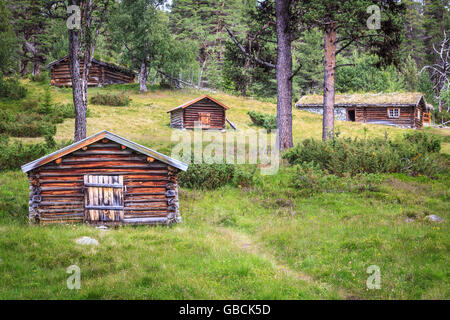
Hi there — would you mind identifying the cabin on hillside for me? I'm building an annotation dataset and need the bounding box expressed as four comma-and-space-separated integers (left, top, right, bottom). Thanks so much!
295, 93, 433, 129
167, 95, 230, 130
21, 131, 188, 226
46, 56, 135, 87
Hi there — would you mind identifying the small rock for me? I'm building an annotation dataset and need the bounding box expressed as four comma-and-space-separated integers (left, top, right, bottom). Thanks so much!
405, 217, 415, 223
425, 215, 443, 223
95, 225, 109, 230
76, 236, 99, 246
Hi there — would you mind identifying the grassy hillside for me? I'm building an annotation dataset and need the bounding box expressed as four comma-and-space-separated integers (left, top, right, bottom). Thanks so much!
13, 80, 450, 154
0, 81, 448, 299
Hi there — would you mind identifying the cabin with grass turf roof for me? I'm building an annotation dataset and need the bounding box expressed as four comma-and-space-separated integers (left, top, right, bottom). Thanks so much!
295, 92, 433, 129
21, 131, 188, 226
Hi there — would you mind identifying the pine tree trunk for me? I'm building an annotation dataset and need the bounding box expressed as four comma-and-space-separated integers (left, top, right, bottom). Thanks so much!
32, 57, 41, 76
275, 0, 293, 150
68, 27, 86, 142
20, 59, 28, 77
322, 23, 337, 141
138, 61, 148, 93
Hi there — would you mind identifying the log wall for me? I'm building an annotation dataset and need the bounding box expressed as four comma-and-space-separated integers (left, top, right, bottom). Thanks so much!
27, 139, 179, 225
50, 58, 134, 87
170, 109, 184, 129
353, 106, 417, 128
183, 101, 226, 129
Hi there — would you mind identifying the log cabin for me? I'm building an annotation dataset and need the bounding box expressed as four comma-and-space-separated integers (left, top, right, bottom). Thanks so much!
167, 95, 230, 129
21, 131, 188, 226
295, 92, 433, 129
46, 56, 135, 87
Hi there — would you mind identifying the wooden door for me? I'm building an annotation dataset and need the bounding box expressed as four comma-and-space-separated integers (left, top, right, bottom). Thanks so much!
199, 112, 211, 128
84, 175, 124, 223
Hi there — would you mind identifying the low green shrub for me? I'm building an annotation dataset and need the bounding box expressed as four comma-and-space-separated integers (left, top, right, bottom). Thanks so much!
179, 163, 234, 189
248, 111, 277, 130
29, 72, 49, 83
233, 164, 261, 188
403, 131, 441, 153
283, 131, 444, 178
90, 92, 130, 106
0, 91, 90, 138
21, 98, 40, 110
179, 163, 260, 190
0, 78, 27, 99
0, 134, 70, 171
0, 110, 56, 137
53, 103, 91, 119
291, 161, 383, 195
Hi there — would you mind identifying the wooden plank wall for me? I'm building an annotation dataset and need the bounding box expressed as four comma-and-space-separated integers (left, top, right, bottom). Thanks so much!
50, 60, 103, 87
170, 109, 184, 128
104, 68, 134, 85
183, 100, 226, 129
27, 140, 179, 225
354, 106, 416, 127
50, 59, 134, 87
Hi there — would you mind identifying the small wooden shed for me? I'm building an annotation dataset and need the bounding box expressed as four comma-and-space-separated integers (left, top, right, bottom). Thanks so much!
21, 131, 188, 226
46, 56, 135, 87
295, 92, 433, 129
167, 95, 230, 129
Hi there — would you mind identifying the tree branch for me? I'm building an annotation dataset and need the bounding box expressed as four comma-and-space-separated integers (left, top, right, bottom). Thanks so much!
335, 63, 355, 69
225, 27, 276, 69
289, 62, 302, 80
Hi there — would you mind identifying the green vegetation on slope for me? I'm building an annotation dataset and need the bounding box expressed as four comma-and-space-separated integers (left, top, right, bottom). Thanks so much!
0, 168, 448, 299
0, 81, 448, 299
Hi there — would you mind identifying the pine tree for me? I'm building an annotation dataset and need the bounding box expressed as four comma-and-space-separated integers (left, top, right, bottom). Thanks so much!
7, 0, 50, 76
293, 28, 323, 95
170, 0, 246, 88
402, 0, 426, 66
423, 0, 450, 67
0, 0, 16, 76
298, 0, 406, 140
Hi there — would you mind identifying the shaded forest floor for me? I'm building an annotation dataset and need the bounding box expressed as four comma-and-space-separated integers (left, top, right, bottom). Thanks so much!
0, 81, 448, 299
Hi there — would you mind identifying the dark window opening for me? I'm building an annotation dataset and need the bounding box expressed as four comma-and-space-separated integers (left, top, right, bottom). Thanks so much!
347, 110, 356, 122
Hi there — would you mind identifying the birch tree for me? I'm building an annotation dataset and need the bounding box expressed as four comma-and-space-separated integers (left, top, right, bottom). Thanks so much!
44, 0, 110, 142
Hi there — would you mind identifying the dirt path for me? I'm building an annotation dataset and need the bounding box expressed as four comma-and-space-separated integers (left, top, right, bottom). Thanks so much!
217, 227, 360, 300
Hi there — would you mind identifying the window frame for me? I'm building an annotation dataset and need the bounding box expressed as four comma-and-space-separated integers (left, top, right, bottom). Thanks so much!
387, 108, 400, 119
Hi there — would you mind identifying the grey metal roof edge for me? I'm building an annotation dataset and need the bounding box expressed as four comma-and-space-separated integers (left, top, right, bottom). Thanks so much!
21, 130, 188, 173
103, 132, 188, 171
21, 131, 108, 173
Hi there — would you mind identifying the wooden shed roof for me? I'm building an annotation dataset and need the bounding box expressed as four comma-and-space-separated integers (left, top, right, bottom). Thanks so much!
46, 56, 136, 76
167, 95, 230, 113
296, 92, 431, 108
21, 130, 188, 173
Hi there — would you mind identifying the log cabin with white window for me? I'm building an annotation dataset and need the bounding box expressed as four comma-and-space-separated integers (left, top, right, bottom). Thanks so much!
295, 92, 433, 129
21, 131, 188, 226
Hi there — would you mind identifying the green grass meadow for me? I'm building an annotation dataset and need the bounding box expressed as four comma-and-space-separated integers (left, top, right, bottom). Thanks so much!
0, 81, 448, 299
